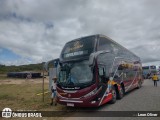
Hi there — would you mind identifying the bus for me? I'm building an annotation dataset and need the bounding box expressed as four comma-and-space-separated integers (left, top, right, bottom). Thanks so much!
56, 34, 143, 107
158, 66, 160, 71
142, 65, 157, 79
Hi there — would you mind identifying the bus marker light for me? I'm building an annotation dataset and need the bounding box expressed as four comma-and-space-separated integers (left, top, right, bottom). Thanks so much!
91, 101, 96, 104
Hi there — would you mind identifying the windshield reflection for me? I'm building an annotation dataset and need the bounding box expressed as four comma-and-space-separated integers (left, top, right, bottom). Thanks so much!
58, 60, 93, 86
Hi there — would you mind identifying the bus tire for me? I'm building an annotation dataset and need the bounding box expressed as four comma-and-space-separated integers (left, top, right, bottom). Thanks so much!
117, 85, 124, 100
110, 86, 117, 104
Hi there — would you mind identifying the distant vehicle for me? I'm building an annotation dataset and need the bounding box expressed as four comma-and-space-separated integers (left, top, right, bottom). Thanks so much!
142, 65, 157, 79
157, 67, 160, 79
158, 66, 160, 72
7, 71, 41, 78
56, 34, 143, 107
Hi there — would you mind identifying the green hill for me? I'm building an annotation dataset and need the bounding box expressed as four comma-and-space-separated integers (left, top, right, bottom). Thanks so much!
0, 63, 43, 74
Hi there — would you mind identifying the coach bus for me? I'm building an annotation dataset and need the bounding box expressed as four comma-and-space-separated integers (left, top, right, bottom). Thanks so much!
142, 65, 157, 79
56, 34, 143, 107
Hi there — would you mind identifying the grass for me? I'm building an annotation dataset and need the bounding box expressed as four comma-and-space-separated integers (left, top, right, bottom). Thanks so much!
0, 83, 66, 110
0, 81, 69, 120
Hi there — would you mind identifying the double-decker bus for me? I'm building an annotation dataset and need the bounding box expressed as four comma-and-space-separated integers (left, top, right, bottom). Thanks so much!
158, 66, 160, 71
142, 65, 157, 79
150, 65, 157, 75
56, 34, 143, 107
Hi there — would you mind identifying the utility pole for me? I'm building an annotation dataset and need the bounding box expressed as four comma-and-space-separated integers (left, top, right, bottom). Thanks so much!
42, 62, 45, 102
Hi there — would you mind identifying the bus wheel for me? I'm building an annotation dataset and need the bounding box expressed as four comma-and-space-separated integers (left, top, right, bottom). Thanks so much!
117, 85, 124, 99
110, 87, 117, 104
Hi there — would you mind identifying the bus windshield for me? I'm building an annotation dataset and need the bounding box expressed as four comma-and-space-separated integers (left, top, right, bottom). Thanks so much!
58, 60, 93, 87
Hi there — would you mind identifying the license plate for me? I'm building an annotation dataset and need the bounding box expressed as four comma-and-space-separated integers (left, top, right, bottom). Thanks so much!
67, 103, 74, 107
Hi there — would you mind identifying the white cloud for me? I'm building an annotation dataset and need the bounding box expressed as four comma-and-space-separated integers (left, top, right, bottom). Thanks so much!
0, 0, 160, 65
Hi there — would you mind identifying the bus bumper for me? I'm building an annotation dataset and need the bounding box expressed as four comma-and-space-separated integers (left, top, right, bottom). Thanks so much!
57, 93, 112, 107
57, 98, 99, 107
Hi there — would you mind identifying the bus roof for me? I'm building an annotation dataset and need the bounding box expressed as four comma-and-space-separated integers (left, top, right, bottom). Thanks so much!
98, 34, 140, 59
66, 34, 140, 59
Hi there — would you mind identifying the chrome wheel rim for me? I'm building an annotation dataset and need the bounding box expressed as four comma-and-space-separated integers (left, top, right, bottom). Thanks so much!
112, 90, 116, 99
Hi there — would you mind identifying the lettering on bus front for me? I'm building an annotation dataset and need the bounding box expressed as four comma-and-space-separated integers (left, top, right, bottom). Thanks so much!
64, 50, 88, 58
61, 36, 95, 60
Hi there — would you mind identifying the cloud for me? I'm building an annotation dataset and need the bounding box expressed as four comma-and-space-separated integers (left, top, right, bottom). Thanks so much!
0, 0, 160, 65
131, 44, 160, 63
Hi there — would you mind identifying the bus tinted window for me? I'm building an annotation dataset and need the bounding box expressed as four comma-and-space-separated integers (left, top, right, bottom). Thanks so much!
150, 66, 156, 69
61, 36, 95, 60
98, 37, 114, 51
142, 66, 149, 69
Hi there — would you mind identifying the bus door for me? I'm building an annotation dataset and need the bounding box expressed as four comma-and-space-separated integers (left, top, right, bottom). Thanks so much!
97, 65, 108, 98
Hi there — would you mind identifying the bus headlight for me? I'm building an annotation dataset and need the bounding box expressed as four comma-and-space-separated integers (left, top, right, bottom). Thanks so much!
83, 88, 97, 98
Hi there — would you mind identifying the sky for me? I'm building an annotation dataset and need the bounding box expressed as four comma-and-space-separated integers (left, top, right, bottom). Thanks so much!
0, 0, 160, 66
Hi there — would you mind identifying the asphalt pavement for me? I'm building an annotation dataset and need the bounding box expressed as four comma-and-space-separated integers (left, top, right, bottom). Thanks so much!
64, 79, 160, 120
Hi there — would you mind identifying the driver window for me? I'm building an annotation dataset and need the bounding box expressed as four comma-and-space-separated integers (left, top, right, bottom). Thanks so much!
98, 66, 106, 83
99, 66, 104, 76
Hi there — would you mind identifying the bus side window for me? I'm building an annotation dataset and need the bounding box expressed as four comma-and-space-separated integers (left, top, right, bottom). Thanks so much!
118, 64, 124, 70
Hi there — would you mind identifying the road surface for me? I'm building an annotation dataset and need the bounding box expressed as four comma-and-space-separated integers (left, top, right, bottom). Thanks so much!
64, 79, 160, 120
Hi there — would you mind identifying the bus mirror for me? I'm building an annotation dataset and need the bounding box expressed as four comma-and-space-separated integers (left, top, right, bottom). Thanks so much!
89, 51, 110, 66
59, 62, 62, 67
89, 53, 95, 66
